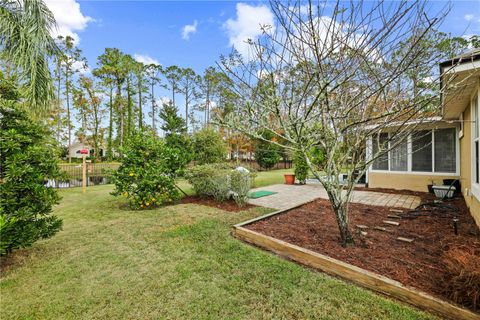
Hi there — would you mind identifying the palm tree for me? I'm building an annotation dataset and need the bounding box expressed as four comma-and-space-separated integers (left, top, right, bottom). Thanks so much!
0, 0, 58, 111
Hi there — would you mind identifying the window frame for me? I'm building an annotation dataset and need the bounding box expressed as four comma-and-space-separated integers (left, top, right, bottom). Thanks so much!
472, 90, 480, 200
369, 127, 459, 176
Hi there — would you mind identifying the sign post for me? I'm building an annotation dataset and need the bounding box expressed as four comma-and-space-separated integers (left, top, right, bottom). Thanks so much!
80, 149, 89, 193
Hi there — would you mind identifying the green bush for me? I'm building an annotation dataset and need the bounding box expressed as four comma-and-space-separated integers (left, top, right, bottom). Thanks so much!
0, 103, 62, 255
230, 169, 251, 206
294, 151, 309, 184
185, 164, 252, 206
110, 132, 182, 210
255, 130, 281, 170
192, 128, 227, 164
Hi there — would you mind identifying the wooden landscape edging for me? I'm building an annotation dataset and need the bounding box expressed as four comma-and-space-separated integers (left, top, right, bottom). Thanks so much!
233, 214, 480, 320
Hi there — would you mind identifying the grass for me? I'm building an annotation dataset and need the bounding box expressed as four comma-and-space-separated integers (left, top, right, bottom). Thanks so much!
0, 183, 437, 320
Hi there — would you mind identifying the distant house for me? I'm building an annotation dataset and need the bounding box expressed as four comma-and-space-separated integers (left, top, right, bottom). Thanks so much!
68, 141, 105, 159
366, 48, 480, 225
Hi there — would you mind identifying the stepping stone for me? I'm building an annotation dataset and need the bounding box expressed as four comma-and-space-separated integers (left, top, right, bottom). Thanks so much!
389, 209, 403, 213
356, 224, 368, 229
360, 231, 368, 236
397, 237, 414, 243
374, 226, 387, 231
384, 220, 400, 226
387, 214, 401, 219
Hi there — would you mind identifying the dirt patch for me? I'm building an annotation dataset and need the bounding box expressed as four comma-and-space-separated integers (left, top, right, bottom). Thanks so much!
246, 196, 480, 312
180, 196, 256, 212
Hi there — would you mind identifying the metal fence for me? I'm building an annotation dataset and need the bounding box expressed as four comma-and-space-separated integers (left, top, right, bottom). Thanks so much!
46, 163, 120, 188
229, 159, 293, 171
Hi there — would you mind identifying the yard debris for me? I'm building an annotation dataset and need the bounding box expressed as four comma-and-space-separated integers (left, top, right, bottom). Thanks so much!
397, 237, 414, 243
383, 220, 400, 226
399, 200, 460, 219
355, 224, 368, 229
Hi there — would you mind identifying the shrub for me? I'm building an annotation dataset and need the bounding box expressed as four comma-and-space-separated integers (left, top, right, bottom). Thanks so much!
255, 130, 281, 170
0, 103, 62, 255
443, 246, 480, 311
230, 169, 251, 207
185, 164, 252, 206
110, 132, 181, 209
293, 151, 309, 184
192, 128, 227, 164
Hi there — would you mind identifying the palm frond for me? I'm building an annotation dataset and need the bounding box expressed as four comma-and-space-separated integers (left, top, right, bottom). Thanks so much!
0, 0, 59, 113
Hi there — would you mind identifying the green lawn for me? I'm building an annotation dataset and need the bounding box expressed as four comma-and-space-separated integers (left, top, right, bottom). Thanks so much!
0, 184, 436, 319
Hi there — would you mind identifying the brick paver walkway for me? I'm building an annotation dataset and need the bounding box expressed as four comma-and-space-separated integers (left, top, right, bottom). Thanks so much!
248, 184, 421, 210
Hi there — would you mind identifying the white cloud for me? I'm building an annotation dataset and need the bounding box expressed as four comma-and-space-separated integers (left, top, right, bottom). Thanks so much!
134, 54, 160, 66
182, 20, 198, 40
72, 60, 90, 75
44, 0, 92, 44
465, 14, 474, 21
224, 3, 274, 57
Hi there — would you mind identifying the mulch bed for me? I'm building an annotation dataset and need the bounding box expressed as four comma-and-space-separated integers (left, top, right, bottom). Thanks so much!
180, 196, 256, 212
246, 195, 480, 312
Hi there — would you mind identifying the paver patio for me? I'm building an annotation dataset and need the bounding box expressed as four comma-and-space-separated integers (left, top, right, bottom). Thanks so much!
248, 184, 421, 210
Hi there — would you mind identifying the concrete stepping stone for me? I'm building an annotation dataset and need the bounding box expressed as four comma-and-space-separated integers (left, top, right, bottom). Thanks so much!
387, 214, 401, 219
389, 209, 403, 213
397, 237, 414, 243
384, 220, 400, 226
356, 224, 369, 229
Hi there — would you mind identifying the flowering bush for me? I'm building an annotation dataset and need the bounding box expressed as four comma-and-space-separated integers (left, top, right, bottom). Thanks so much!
111, 132, 182, 209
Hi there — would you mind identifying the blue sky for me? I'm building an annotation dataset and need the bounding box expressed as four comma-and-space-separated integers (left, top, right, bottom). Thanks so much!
43, 0, 480, 133
48, 0, 480, 75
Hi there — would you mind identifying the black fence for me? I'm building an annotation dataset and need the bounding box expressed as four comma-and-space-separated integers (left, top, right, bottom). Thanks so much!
229, 159, 293, 171
47, 163, 120, 188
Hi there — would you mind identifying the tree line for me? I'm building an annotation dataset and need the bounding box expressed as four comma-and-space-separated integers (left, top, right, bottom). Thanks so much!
46, 36, 247, 162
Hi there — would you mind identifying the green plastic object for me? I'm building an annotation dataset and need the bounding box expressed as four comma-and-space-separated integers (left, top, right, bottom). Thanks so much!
248, 190, 278, 199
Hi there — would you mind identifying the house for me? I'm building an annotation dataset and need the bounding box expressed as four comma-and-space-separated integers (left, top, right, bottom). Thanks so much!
68, 141, 106, 159
366, 48, 480, 225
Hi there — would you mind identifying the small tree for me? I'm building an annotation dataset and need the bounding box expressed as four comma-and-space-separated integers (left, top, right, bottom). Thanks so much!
219, 0, 455, 246
192, 127, 227, 164
254, 130, 281, 170
160, 101, 192, 176
110, 131, 181, 209
293, 151, 309, 184
0, 102, 62, 255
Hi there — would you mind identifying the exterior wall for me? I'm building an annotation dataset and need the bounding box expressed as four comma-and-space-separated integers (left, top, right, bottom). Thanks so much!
368, 172, 458, 192
460, 84, 480, 226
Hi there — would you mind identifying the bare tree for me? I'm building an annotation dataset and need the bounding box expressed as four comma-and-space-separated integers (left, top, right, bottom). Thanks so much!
218, 0, 455, 246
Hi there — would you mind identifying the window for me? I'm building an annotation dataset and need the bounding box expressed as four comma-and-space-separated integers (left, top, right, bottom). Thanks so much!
474, 95, 479, 184
434, 128, 456, 173
390, 137, 407, 171
412, 130, 432, 172
371, 128, 457, 174
372, 133, 388, 170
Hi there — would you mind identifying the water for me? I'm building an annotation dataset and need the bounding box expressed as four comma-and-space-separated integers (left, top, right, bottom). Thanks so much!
46, 176, 110, 188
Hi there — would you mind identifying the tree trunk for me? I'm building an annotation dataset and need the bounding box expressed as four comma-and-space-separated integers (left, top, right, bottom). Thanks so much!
116, 82, 124, 153
107, 86, 113, 161
126, 78, 132, 139
151, 82, 156, 135
66, 70, 71, 164
329, 196, 355, 247
138, 78, 143, 129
